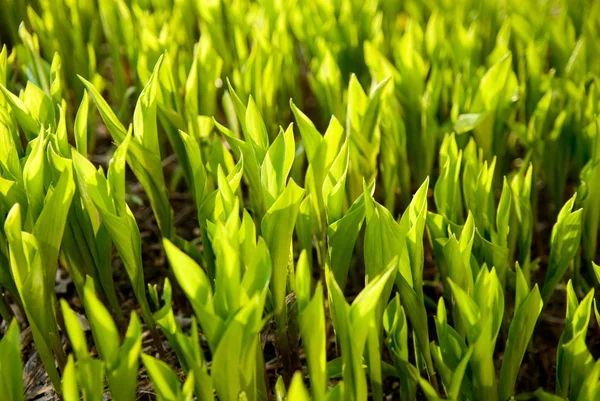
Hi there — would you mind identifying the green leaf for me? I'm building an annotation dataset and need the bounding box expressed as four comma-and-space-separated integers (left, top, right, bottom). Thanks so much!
322, 139, 349, 224
61, 299, 88, 361
274, 377, 286, 401
478, 53, 516, 111
350, 260, 397, 343
62, 356, 80, 401
327, 187, 369, 289
495, 178, 512, 247
434, 134, 463, 223
55, 102, 69, 157
383, 295, 416, 401
261, 124, 295, 208
346, 75, 390, 201
542, 195, 583, 305
211, 297, 268, 401
378, 96, 409, 208
162, 238, 221, 348
287, 372, 311, 401
455, 113, 490, 134
396, 272, 436, 383
178, 130, 208, 210
79, 75, 127, 143
363, 182, 406, 282
290, 100, 322, 162
245, 96, 269, 160
107, 312, 143, 401
226, 79, 248, 137
133, 55, 163, 155
215, 120, 265, 218
290, 101, 345, 240
442, 213, 475, 295
327, 262, 397, 401
261, 179, 304, 329
142, 354, 195, 401
0, 83, 40, 138
295, 196, 313, 269
6, 200, 67, 389
22, 131, 46, 224
509, 164, 534, 268
576, 359, 600, 401
0, 319, 24, 401
81, 74, 174, 239
77, 357, 105, 401
296, 251, 327, 400
447, 278, 480, 337
83, 277, 119, 364
448, 347, 474, 400
32, 153, 75, 290
498, 285, 542, 401
556, 283, 595, 400
73, 144, 155, 332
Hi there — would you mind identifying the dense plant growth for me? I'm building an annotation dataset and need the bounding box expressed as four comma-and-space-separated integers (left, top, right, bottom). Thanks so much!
1, 0, 600, 399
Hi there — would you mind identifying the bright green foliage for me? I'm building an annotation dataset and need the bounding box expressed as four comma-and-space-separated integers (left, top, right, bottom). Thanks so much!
508, 164, 534, 273
296, 251, 327, 401
395, 178, 437, 388
327, 185, 371, 289
327, 261, 397, 401
4, 151, 75, 389
555, 282, 597, 401
72, 134, 157, 335
345, 76, 389, 203
0, 320, 23, 401
384, 295, 416, 400
151, 279, 213, 401
498, 266, 542, 401
435, 134, 464, 224
290, 100, 353, 271
62, 356, 81, 401
163, 225, 271, 400
431, 299, 474, 400
448, 267, 504, 401
142, 355, 195, 401
455, 53, 519, 164
287, 372, 312, 401
79, 62, 176, 241
61, 277, 142, 401
580, 118, 600, 268
217, 86, 305, 375
541, 195, 583, 305
362, 181, 417, 400
1, 0, 600, 400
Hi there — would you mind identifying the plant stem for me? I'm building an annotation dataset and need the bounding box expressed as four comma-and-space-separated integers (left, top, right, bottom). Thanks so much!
286, 249, 300, 372
275, 310, 291, 385
54, 298, 69, 372
149, 325, 168, 360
